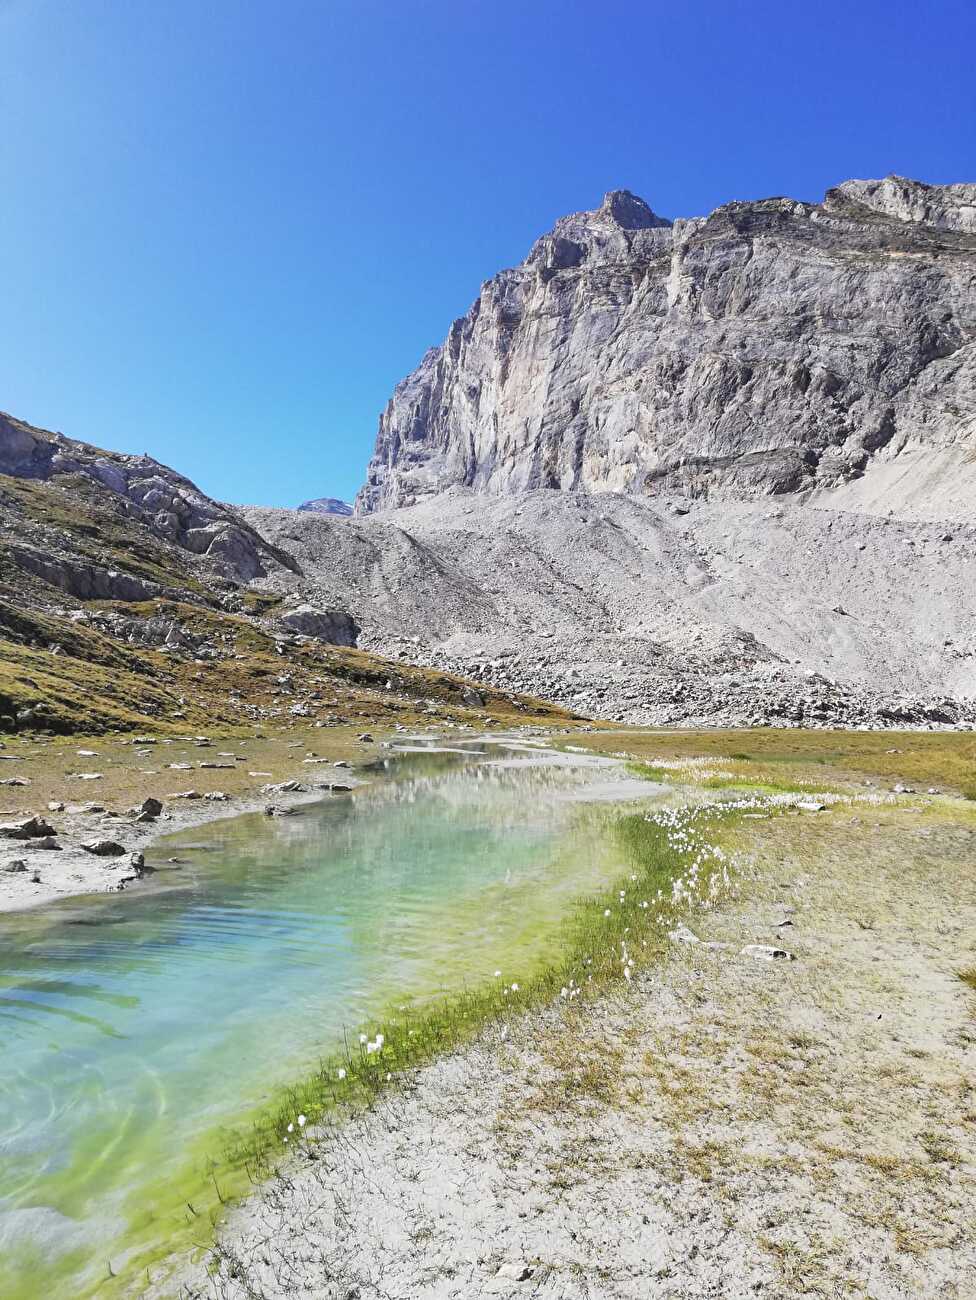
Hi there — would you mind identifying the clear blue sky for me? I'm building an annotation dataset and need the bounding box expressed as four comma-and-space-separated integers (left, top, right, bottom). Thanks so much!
1, 1, 973, 507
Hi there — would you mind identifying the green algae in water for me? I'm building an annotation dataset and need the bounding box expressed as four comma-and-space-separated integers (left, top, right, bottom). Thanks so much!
0, 747, 665, 1298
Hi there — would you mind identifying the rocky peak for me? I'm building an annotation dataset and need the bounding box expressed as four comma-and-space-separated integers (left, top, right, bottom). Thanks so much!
597, 189, 671, 230
297, 497, 353, 517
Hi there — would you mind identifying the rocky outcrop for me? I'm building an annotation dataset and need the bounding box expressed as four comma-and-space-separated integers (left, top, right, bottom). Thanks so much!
357, 177, 976, 515
279, 604, 359, 646
832, 175, 976, 234
5, 546, 160, 602
0, 411, 294, 582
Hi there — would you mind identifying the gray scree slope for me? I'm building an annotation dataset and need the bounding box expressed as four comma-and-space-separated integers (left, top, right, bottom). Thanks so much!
243, 490, 976, 728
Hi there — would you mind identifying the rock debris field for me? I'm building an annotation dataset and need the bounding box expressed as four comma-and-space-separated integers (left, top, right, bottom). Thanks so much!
243, 489, 976, 730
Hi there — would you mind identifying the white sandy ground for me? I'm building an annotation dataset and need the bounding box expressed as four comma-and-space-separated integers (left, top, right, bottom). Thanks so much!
0, 783, 354, 914
171, 802, 976, 1300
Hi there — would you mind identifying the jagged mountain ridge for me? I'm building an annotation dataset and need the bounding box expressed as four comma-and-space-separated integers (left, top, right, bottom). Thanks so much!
356, 176, 976, 516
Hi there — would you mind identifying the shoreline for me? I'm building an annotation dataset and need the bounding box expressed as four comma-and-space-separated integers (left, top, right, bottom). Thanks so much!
0, 726, 402, 914
0, 782, 349, 915
0, 728, 639, 916
174, 791, 976, 1300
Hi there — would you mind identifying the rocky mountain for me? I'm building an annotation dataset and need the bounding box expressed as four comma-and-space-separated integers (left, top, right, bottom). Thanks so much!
3, 175, 974, 734
357, 176, 976, 519
298, 497, 353, 517
241, 174, 976, 730
0, 410, 294, 590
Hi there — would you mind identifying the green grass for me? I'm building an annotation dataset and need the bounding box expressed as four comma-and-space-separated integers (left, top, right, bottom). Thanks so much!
582, 728, 976, 798
624, 755, 842, 798
699, 772, 842, 796
959, 968, 976, 993
625, 761, 671, 783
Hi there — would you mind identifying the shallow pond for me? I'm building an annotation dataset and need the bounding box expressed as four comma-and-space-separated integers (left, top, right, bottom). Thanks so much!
0, 741, 665, 1298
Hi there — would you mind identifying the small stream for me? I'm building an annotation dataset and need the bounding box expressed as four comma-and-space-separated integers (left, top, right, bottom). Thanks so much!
0, 740, 666, 1298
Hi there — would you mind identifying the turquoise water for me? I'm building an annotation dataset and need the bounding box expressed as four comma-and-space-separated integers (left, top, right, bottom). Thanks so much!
0, 743, 655, 1298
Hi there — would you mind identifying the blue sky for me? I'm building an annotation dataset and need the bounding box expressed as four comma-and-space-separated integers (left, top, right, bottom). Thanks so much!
1, 1, 973, 507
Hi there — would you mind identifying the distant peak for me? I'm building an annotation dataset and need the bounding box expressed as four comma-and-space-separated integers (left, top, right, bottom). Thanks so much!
297, 497, 353, 517
599, 190, 671, 229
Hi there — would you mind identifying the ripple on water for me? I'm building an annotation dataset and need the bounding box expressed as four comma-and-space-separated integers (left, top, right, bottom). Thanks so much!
0, 745, 665, 1297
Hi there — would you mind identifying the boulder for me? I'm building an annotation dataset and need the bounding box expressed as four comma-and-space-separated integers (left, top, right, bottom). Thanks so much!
81, 840, 127, 857
279, 605, 359, 646
668, 922, 701, 945
0, 817, 56, 840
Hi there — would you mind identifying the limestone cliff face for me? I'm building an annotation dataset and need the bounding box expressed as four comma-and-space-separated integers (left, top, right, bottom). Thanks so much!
356, 178, 976, 513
